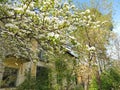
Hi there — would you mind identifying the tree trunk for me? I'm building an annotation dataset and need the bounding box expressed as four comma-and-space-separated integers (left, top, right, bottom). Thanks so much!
96, 71, 101, 90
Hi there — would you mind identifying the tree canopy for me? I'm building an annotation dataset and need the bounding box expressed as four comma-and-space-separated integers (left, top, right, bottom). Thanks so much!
0, 0, 118, 90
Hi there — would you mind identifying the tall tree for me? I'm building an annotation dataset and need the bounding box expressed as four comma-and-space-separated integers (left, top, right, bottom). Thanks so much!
71, 8, 113, 90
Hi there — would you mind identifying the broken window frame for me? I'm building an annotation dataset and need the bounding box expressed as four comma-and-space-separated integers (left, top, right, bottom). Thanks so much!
0, 67, 18, 88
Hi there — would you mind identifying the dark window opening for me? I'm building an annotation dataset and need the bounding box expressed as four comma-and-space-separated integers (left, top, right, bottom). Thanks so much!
36, 66, 49, 90
38, 50, 48, 62
0, 67, 18, 88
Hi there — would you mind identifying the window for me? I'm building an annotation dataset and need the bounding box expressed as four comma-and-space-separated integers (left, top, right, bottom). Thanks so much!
36, 66, 49, 90
0, 67, 18, 88
38, 50, 48, 62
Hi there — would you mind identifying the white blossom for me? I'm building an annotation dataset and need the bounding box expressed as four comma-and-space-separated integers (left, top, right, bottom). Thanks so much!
48, 32, 59, 39
85, 9, 90, 13
64, 2, 69, 5
102, 21, 108, 24
54, 0, 59, 4
8, 11, 14, 15
14, 7, 23, 11
96, 21, 100, 24
48, 32, 55, 37
93, 26, 97, 28
15, 63, 18, 66
69, 36, 75, 39
30, 2, 35, 7
90, 46, 96, 51
0, 4, 2, 6
88, 20, 92, 24
5, 23, 18, 29
23, 4, 27, 9
71, 5, 75, 8
80, 12, 85, 15
26, 10, 35, 15
92, 14, 95, 17
68, 25, 77, 31
79, 20, 83, 23
88, 15, 92, 20
83, 16, 87, 19
64, 2, 70, 9
66, 5, 70, 10
76, 18, 79, 21
54, 24, 58, 29
92, 22, 96, 24
39, 13, 44, 18
82, 20, 87, 23
43, 1, 50, 5
58, 9, 63, 13
86, 24, 90, 26
66, 20, 70, 25
54, 34, 59, 38
86, 44, 89, 48
33, 60, 37, 63
44, 17, 51, 21
87, 46, 96, 51
97, 25, 100, 27
53, 17, 59, 21
76, 42, 81, 46
82, 22, 86, 26
59, 20, 65, 25
66, 11, 70, 14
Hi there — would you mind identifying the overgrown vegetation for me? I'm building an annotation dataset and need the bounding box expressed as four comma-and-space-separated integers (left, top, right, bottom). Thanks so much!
17, 68, 52, 90
0, 0, 120, 90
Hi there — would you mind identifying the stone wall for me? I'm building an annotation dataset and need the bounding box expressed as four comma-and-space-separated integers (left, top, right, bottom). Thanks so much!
0, 60, 4, 88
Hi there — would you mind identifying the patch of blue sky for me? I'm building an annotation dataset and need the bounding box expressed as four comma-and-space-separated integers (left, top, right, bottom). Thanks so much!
112, 0, 120, 35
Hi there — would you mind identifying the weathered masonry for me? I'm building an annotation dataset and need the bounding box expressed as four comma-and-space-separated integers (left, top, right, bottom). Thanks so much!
0, 39, 51, 90
0, 55, 50, 89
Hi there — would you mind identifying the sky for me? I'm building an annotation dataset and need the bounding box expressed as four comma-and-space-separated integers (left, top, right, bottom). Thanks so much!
112, 0, 120, 35
73, 0, 120, 35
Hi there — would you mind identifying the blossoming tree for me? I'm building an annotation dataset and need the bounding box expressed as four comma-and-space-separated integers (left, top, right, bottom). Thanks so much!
0, 0, 113, 89
0, 0, 77, 61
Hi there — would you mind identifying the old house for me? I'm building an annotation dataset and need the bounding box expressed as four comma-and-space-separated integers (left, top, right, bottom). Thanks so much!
0, 37, 80, 90
0, 39, 52, 90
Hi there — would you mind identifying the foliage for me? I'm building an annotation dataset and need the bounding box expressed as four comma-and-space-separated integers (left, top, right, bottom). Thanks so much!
0, 0, 115, 90
54, 53, 77, 90
71, 7, 113, 89
17, 68, 52, 90
101, 68, 120, 90
0, 0, 77, 61
0, 0, 112, 61
90, 67, 120, 90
